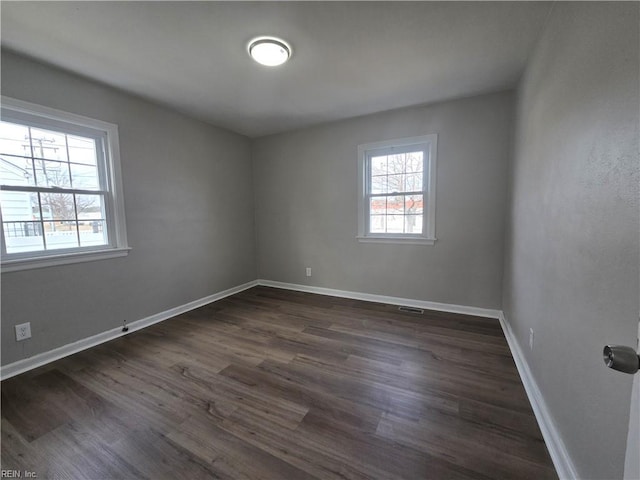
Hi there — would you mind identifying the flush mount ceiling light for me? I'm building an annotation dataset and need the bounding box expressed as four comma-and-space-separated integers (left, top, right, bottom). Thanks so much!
248, 37, 291, 67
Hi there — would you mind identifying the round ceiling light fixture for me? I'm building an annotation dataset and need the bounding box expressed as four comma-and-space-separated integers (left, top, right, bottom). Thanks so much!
248, 37, 291, 67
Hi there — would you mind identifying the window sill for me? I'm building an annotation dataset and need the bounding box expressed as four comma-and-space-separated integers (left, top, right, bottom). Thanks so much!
1, 247, 131, 273
357, 236, 436, 245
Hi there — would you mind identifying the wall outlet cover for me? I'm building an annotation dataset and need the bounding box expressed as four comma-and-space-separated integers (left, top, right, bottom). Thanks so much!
15, 322, 32, 341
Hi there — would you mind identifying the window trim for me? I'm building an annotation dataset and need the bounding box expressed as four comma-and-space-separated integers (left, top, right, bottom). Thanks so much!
1, 96, 129, 272
357, 134, 437, 245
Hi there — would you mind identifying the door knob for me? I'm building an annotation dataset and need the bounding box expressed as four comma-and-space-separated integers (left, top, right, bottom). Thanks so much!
603, 345, 640, 374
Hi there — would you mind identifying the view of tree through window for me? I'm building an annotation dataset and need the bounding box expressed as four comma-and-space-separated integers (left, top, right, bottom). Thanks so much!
368, 150, 424, 234
0, 121, 108, 254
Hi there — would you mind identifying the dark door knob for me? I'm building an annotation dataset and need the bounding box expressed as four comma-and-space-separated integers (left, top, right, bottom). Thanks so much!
603, 345, 640, 374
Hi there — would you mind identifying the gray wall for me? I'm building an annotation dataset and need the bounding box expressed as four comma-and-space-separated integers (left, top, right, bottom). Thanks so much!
503, 3, 639, 479
1, 51, 256, 366
253, 92, 513, 309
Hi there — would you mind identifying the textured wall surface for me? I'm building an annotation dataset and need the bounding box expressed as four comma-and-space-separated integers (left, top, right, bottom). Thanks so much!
1, 51, 256, 365
253, 92, 513, 309
502, 3, 639, 478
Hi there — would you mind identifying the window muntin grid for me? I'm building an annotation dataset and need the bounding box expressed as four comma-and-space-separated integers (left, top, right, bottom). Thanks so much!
365, 146, 427, 236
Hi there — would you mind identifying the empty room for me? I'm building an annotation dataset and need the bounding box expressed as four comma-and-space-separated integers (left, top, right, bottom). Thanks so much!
1, 2, 638, 479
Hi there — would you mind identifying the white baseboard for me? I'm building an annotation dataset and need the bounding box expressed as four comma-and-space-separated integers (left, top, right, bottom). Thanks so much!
0, 280, 258, 380
498, 312, 578, 480
4, 278, 497, 379
257, 279, 502, 319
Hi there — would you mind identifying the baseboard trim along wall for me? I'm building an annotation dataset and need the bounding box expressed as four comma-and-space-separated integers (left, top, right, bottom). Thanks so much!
0, 280, 259, 380
257, 279, 502, 319
0, 279, 500, 380
498, 312, 578, 480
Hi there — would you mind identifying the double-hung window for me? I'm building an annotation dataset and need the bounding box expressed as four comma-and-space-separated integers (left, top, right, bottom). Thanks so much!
0, 97, 129, 271
357, 134, 437, 244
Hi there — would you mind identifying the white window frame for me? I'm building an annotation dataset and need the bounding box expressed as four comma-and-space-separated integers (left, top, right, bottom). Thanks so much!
0, 96, 129, 272
357, 134, 437, 245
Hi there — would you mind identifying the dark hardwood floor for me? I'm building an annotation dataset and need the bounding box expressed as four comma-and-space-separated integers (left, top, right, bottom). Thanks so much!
1, 286, 557, 479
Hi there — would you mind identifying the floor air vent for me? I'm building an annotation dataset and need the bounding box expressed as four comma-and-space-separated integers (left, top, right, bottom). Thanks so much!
398, 306, 424, 314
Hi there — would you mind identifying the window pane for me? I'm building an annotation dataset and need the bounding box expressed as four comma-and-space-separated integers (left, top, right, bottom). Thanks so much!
404, 194, 423, 215
35, 160, 71, 188
79, 219, 107, 247
386, 215, 404, 233
30, 128, 68, 161
67, 136, 97, 165
40, 192, 76, 220
45, 220, 79, 250
0, 155, 36, 186
387, 153, 406, 174
76, 194, 105, 220
371, 176, 387, 194
1, 190, 44, 253
3, 221, 44, 253
76, 194, 107, 247
0, 122, 31, 157
387, 195, 404, 214
370, 156, 387, 176
405, 172, 423, 192
387, 174, 405, 193
370, 197, 386, 215
369, 215, 386, 233
70, 163, 100, 190
0, 190, 39, 222
405, 215, 423, 234
406, 151, 423, 172
40, 190, 78, 250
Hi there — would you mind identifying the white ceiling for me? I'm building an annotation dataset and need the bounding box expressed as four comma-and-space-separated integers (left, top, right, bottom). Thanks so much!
1, 2, 551, 138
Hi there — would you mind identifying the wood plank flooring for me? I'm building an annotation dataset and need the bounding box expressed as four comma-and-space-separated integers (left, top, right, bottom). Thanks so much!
1, 286, 557, 479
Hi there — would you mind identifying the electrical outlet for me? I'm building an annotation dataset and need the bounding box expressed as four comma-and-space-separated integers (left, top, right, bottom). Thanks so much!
529, 328, 534, 350
306, 267, 312, 277
15, 322, 31, 341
